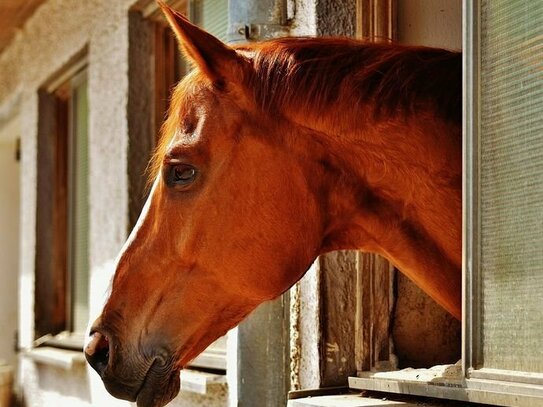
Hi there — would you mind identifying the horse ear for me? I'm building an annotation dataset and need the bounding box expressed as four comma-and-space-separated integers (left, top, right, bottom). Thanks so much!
157, 0, 242, 85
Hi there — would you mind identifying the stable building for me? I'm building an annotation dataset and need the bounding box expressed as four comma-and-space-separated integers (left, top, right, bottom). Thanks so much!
0, 1, 541, 406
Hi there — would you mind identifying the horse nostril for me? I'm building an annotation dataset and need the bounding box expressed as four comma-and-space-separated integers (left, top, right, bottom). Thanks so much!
85, 331, 110, 376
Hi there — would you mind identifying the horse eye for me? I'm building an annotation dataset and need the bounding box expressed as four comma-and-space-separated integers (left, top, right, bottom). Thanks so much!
167, 164, 198, 187
174, 165, 196, 182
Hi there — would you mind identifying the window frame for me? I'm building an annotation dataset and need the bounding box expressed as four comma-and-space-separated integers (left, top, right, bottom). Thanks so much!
462, 0, 543, 392
35, 58, 90, 351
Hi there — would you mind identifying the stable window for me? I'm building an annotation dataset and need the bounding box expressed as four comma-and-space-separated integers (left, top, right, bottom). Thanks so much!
35, 61, 89, 349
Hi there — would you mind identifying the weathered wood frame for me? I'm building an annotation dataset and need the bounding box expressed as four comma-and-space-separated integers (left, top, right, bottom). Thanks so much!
35, 58, 88, 341
127, 1, 186, 230
356, 0, 396, 41
35, 89, 69, 339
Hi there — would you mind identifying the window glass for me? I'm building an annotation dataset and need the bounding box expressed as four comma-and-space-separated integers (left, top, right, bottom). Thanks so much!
69, 74, 90, 334
35, 67, 89, 342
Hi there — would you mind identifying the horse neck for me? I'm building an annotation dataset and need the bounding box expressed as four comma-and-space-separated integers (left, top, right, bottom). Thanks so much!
287, 107, 463, 318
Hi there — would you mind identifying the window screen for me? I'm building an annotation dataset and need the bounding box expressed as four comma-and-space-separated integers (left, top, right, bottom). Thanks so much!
69, 74, 90, 334
479, 0, 543, 373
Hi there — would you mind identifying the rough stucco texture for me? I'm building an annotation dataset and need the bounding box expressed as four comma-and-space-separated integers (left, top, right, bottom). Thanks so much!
0, 0, 131, 276
1, 1, 131, 405
315, 0, 356, 37
0, 0, 227, 406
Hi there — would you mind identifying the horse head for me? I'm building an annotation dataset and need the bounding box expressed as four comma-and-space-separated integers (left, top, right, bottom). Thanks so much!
86, 3, 463, 406
85, 4, 326, 406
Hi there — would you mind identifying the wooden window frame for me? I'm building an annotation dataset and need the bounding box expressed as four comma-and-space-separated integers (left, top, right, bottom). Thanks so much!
35, 58, 89, 350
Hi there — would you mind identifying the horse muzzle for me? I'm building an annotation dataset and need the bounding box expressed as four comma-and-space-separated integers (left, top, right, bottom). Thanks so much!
85, 331, 110, 378
85, 326, 181, 407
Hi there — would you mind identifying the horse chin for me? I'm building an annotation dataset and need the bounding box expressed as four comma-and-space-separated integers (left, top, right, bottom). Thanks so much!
135, 363, 181, 407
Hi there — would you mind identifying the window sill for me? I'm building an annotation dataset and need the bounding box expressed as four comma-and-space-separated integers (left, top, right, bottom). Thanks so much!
288, 393, 426, 407
188, 349, 226, 371
23, 347, 227, 396
23, 347, 86, 370
349, 362, 543, 407
34, 332, 85, 351
180, 369, 226, 395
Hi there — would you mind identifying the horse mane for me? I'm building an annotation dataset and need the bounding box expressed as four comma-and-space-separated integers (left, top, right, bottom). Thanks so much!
241, 37, 461, 122
149, 37, 461, 186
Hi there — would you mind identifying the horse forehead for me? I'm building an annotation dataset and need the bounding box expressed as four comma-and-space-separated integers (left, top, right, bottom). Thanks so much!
176, 72, 221, 108
166, 89, 222, 139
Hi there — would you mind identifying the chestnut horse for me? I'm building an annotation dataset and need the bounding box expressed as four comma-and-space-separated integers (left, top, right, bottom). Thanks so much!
85, 2, 461, 406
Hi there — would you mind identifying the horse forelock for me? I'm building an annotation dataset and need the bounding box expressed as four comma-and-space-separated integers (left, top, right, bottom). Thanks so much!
244, 37, 461, 123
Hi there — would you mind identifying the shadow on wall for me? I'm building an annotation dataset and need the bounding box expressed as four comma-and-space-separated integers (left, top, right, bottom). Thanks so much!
393, 273, 461, 368
37, 364, 91, 404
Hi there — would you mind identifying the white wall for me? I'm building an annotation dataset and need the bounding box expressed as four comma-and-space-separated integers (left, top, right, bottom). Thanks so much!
0, 0, 227, 405
397, 0, 462, 50
0, 120, 20, 371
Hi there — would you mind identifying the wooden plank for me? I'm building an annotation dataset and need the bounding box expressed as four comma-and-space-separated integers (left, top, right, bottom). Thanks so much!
35, 90, 68, 338
320, 251, 358, 386
0, 0, 46, 52
356, 253, 395, 373
356, 0, 397, 41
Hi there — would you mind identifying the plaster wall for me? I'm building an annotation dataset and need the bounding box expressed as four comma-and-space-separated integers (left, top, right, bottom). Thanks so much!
0, 1, 134, 404
0, 0, 226, 406
0, 129, 20, 372
397, 0, 462, 50
290, 0, 317, 36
